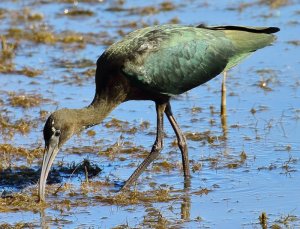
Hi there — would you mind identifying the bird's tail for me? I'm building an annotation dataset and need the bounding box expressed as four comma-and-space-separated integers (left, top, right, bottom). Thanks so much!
197, 25, 280, 70
197, 24, 280, 34
197, 24, 280, 52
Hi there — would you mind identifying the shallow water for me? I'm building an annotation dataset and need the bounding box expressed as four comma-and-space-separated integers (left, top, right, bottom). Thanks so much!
0, 0, 300, 228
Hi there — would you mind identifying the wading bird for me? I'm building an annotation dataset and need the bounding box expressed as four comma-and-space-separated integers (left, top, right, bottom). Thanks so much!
39, 24, 279, 201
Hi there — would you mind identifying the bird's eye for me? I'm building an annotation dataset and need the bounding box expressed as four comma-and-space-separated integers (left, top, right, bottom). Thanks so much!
54, 130, 61, 137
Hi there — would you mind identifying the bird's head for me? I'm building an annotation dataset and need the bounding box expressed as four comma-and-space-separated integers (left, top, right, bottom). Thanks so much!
38, 109, 77, 202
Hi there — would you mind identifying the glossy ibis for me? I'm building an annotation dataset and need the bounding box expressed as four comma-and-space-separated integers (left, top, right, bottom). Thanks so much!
39, 24, 279, 201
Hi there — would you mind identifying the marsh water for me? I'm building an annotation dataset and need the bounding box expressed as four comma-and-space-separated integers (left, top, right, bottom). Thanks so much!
0, 0, 300, 228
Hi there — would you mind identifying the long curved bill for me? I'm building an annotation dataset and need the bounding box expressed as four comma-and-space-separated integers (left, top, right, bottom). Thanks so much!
38, 141, 60, 202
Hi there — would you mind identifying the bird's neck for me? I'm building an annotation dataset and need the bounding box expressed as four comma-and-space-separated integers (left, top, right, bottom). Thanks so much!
75, 84, 128, 131
74, 99, 119, 131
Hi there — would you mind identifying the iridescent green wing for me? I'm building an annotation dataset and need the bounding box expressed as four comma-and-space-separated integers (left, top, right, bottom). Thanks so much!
121, 25, 235, 95
113, 25, 277, 96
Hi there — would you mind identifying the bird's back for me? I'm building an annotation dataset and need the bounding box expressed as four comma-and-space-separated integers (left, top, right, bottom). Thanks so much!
98, 24, 279, 96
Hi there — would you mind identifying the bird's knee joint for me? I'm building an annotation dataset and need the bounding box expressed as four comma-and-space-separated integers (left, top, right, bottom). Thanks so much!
153, 141, 163, 151
178, 140, 187, 149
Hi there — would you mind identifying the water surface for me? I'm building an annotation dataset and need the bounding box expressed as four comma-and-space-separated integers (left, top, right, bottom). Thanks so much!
0, 0, 299, 228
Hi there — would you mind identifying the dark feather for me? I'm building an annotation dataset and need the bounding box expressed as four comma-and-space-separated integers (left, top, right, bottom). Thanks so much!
196, 24, 280, 34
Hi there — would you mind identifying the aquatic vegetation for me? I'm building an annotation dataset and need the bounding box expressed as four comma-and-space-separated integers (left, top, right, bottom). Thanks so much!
0, 8, 7, 19
94, 189, 175, 205
31, 30, 56, 44
63, 8, 94, 17
259, 212, 268, 229
152, 160, 176, 172
57, 159, 102, 179
99, 139, 148, 160
53, 58, 95, 68
259, 0, 290, 8
275, 214, 299, 226
0, 222, 37, 229
0, 63, 15, 73
27, 12, 44, 21
160, 1, 176, 11
0, 144, 42, 167
140, 207, 171, 228
4, 27, 55, 44
225, 151, 248, 169
184, 131, 224, 145
191, 161, 202, 172
191, 188, 212, 195
107, 2, 176, 15
9, 93, 44, 108
228, 0, 290, 11
17, 67, 42, 77
4, 26, 110, 48
0, 192, 44, 212
287, 40, 300, 46
0, 36, 17, 61
9, 7, 44, 22
0, 65, 42, 77
0, 115, 31, 138
168, 16, 180, 24
104, 118, 138, 134
86, 129, 96, 137
59, 33, 84, 43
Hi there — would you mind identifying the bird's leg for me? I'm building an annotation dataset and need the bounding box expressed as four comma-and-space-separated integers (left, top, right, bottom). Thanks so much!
165, 102, 191, 178
121, 102, 167, 191
221, 71, 227, 116
221, 71, 228, 137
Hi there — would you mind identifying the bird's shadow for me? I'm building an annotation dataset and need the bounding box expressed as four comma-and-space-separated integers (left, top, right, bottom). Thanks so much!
0, 159, 102, 196
0, 167, 60, 193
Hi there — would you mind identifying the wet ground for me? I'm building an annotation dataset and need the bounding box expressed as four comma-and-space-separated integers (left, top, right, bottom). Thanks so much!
0, 0, 300, 228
